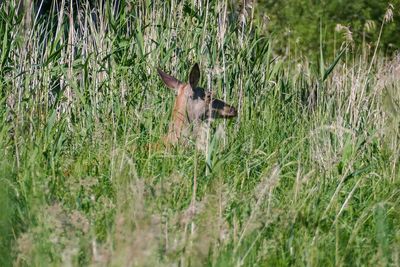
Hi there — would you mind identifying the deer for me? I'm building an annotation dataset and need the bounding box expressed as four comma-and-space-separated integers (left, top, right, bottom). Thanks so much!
157, 63, 237, 151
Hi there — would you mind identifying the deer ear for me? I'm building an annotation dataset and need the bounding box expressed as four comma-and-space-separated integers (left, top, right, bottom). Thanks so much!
189, 63, 200, 89
158, 68, 182, 90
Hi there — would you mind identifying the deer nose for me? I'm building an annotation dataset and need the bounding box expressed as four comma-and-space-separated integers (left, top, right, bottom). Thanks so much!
229, 107, 237, 116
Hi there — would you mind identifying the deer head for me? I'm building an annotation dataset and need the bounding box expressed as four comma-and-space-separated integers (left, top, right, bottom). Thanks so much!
157, 63, 237, 144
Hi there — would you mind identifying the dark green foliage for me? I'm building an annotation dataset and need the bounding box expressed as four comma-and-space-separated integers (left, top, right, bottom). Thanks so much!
0, 0, 399, 266
258, 0, 400, 57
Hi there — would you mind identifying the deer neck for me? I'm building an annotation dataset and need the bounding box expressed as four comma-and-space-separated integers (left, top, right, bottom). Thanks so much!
168, 92, 190, 142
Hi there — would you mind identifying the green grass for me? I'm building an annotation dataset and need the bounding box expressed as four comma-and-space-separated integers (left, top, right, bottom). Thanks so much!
1, 1, 399, 266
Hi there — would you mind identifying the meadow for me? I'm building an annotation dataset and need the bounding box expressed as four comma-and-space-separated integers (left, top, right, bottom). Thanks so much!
0, 1, 399, 266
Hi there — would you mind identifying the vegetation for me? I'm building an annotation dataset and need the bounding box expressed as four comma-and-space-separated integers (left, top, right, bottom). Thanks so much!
258, 0, 400, 57
0, 0, 399, 266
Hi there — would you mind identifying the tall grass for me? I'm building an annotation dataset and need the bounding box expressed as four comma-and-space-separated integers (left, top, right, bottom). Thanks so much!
0, 1, 399, 266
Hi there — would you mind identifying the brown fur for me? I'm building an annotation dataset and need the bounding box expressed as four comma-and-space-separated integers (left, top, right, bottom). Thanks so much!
157, 63, 237, 149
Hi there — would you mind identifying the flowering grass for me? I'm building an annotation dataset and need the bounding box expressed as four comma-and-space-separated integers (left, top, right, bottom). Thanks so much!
0, 1, 399, 266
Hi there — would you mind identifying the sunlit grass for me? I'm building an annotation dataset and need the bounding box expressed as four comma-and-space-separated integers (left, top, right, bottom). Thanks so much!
0, 1, 399, 266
